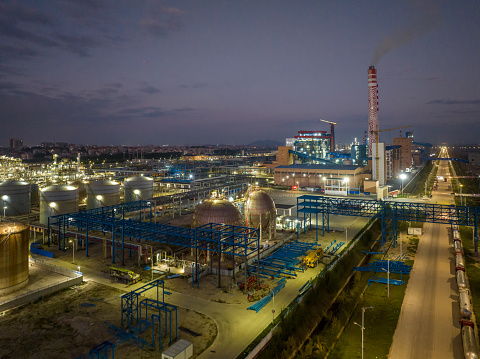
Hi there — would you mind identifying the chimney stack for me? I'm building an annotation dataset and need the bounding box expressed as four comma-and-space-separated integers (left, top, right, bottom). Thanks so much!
367, 66, 379, 156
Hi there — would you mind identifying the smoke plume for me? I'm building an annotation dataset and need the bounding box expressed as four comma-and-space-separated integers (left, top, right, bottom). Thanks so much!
370, 1, 441, 65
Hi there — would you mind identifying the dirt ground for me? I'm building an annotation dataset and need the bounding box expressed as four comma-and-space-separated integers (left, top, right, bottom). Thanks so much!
0, 281, 216, 359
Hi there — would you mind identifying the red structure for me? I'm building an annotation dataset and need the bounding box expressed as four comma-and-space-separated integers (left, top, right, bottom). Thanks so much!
368, 66, 379, 156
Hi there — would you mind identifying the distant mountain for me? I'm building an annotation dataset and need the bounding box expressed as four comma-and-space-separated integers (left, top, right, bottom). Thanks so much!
247, 139, 283, 147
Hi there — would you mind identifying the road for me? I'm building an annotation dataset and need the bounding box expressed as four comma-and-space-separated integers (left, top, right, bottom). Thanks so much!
389, 158, 463, 359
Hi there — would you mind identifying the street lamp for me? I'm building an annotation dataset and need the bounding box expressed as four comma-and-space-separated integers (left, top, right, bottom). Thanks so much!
69, 239, 75, 263
353, 306, 374, 359
400, 173, 407, 196
460, 184, 463, 206
272, 292, 275, 323
2, 195, 7, 217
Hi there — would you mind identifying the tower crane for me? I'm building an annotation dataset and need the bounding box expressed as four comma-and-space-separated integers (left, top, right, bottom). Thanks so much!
319, 119, 337, 153
370, 125, 412, 183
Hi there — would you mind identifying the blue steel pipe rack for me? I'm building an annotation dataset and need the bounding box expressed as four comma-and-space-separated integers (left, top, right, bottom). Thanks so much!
296, 195, 479, 253
48, 199, 260, 288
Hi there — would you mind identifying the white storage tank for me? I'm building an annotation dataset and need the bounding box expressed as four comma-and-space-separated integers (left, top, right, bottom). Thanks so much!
86, 180, 120, 209
124, 175, 153, 202
161, 339, 193, 359
0, 180, 31, 216
39, 184, 79, 225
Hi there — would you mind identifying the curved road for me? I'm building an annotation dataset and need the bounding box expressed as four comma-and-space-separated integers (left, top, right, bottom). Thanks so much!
389, 158, 463, 359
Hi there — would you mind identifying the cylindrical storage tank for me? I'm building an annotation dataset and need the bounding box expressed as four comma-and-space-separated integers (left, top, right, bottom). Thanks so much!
456, 254, 465, 270
193, 199, 242, 227
0, 180, 31, 216
86, 180, 120, 209
39, 185, 79, 225
0, 222, 29, 295
457, 270, 467, 289
71, 180, 88, 202
454, 240, 463, 254
462, 325, 479, 359
30, 183, 39, 206
124, 175, 153, 202
460, 290, 472, 319
245, 190, 276, 228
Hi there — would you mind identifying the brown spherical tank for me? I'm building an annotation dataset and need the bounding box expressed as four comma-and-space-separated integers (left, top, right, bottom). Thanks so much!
245, 190, 276, 229
0, 222, 29, 295
193, 199, 242, 227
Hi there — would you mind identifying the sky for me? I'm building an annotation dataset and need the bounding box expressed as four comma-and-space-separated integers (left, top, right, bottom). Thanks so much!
1, 0, 479, 147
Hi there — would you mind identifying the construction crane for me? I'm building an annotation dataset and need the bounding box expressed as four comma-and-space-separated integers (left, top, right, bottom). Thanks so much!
319, 119, 337, 153
370, 125, 412, 183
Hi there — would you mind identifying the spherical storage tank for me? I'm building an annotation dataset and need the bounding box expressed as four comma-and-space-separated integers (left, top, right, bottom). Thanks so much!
0, 222, 29, 295
193, 199, 242, 227
0, 180, 31, 216
39, 184, 79, 225
245, 190, 276, 228
86, 180, 120, 209
124, 175, 153, 202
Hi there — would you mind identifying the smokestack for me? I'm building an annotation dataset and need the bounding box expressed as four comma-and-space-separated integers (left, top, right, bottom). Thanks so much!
367, 66, 378, 156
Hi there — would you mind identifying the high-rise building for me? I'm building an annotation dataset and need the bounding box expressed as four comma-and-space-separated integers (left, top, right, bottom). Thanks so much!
9, 138, 23, 149
392, 137, 413, 172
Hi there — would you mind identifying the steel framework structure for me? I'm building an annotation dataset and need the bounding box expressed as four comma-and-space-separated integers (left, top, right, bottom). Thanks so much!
296, 195, 479, 253
48, 199, 260, 288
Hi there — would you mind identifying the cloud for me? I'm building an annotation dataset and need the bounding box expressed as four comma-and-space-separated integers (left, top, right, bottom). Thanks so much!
54, 33, 100, 57
370, 1, 441, 65
56, 0, 108, 26
0, 3, 58, 48
105, 82, 123, 89
139, 85, 161, 94
426, 99, 480, 105
192, 82, 207, 89
0, 44, 38, 63
141, 5, 184, 37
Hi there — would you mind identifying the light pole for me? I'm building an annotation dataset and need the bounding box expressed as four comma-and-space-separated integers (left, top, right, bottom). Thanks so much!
460, 184, 463, 206
400, 173, 407, 196
344, 177, 349, 196
353, 306, 374, 359
2, 195, 7, 217
69, 239, 75, 263
272, 293, 275, 323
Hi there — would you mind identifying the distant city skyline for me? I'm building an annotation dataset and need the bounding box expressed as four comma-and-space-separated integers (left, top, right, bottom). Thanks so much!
1, 1, 479, 146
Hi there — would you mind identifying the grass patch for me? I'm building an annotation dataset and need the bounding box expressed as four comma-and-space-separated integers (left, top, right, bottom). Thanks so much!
407, 235, 419, 255
328, 277, 409, 359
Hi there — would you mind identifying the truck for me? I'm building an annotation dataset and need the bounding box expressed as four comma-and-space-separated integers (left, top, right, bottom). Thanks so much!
302, 248, 324, 268
109, 266, 141, 284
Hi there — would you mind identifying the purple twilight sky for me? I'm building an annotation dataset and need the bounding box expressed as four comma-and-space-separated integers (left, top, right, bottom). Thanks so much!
0, 0, 479, 147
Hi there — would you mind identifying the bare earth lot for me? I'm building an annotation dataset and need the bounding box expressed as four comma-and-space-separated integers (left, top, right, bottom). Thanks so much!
0, 281, 216, 359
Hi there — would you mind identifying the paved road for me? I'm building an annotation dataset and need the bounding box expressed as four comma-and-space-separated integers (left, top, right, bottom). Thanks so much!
389, 160, 463, 359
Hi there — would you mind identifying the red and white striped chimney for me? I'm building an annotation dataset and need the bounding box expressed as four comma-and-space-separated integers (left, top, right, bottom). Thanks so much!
367, 66, 379, 156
